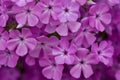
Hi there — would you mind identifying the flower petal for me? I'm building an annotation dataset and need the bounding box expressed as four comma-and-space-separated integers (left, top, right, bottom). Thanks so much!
7, 39, 19, 50
25, 38, 37, 50
28, 14, 39, 26
15, 12, 27, 25
42, 66, 53, 79
7, 53, 19, 68
56, 23, 68, 36
82, 64, 93, 78
70, 64, 81, 78
16, 43, 28, 56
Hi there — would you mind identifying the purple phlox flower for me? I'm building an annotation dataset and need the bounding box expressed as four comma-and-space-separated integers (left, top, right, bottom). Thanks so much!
11, 0, 33, 7
74, 26, 96, 47
0, 67, 20, 80
89, 3, 111, 32
70, 48, 98, 78
52, 38, 76, 64
12, 2, 40, 27
0, 27, 9, 50
29, 36, 59, 58
91, 41, 114, 65
39, 57, 64, 80
38, 0, 60, 24
73, 18, 96, 47
57, 0, 80, 23
7, 28, 37, 56
0, 49, 19, 68
0, 4, 9, 27
56, 21, 81, 36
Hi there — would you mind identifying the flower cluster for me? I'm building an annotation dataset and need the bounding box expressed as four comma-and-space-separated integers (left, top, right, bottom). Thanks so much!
0, 0, 119, 80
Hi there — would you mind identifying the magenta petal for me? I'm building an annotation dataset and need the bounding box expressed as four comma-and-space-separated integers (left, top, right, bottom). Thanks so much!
7, 39, 19, 50
56, 23, 68, 36
67, 12, 78, 22
0, 39, 7, 50
102, 48, 113, 58
60, 39, 69, 50
28, 14, 39, 26
0, 15, 8, 27
77, 48, 89, 57
40, 11, 50, 24
7, 54, 19, 68
0, 27, 4, 33
39, 58, 50, 67
45, 25, 56, 33
77, 0, 86, 5
52, 48, 63, 55
99, 56, 109, 65
16, 43, 28, 56
89, 16, 96, 27
16, 0, 26, 6
99, 41, 108, 50
29, 46, 41, 58
68, 22, 81, 33
82, 64, 93, 78
15, 12, 27, 25
42, 66, 53, 79
100, 13, 111, 24
0, 53, 7, 65
9, 30, 20, 38
58, 12, 67, 23
85, 32, 96, 45
55, 55, 65, 64
25, 55, 35, 66
95, 19, 105, 32
64, 55, 74, 64
53, 66, 63, 80
99, 4, 109, 14
2, 31, 9, 40
86, 54, 98, 64
70, 64, 81, 78
22, 28, 32, 37
91, 43, 98, 53
25, 38, 37, 50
